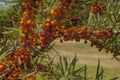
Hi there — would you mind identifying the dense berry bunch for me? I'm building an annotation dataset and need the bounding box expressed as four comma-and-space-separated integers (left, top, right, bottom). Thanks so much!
40, 0, 116, 55
40, 16, 115, 54
20, 0, 39, 50
0, 0, 41, 79
91, 3, 105, 14
39, 18, 65, 48
0, 0, 119, 79
50, 7, 66, 18
59, 0, 82, 9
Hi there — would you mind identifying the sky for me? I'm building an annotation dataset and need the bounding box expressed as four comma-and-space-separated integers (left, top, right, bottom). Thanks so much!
0, 0, 12, 2
0, 1, 5, 7
0, 0, 13, 7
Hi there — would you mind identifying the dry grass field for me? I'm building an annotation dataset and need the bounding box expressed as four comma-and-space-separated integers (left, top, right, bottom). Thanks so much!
47, 40, 120, 80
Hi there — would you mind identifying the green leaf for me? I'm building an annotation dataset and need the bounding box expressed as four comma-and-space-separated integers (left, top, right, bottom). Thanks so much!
25, 72, 36, 78
59, 77, 65, 80
2, 31, 14, 35
4, 27, 19, 31
24, 63, 28, 71
67, 75, 76, 79
84, 65, 87, 80
95, 58, 104, 80
111, 15, 116, 24
95, 58, 100, 80
98, 67, 104, 80
63, 56, 68, 71
114, 57, 120, 62
59, 56, 65, 75
0, 46, 4, 52
70, 55, 78, 71
18, 57, 21, 65
36, 72, 45, 80
72, 67, 84, 75
2, 27, 21, 39
88, 12, 95, 24
0, 49, 11, 60
110, 77, 119, 80
110, 0, 117, 5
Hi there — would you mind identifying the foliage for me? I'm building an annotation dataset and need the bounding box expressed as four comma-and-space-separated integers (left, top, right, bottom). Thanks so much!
0, 0, 120, 80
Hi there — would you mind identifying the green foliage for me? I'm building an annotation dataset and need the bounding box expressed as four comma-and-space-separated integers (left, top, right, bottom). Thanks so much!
0, 0, 22, 50
95, 59, 104, 80
0, 46, 11, 60
34, 55, 119, 80
0, 0, 120, 80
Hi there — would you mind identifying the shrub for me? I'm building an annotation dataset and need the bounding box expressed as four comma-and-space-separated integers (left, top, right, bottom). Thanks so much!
0, 0, 120, 79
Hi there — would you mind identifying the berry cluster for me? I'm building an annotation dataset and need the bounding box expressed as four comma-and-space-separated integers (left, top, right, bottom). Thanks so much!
0, 0, 119, 79
0, 54, 22, 79
40, 16, 115, 54
0, 0, 40, 79
50, 7, 66, 18
59, 0, 82, 9
39, 18, 65, 48
20, 0, 39, 50
91, 3, 105, 14
93, 29, 114, 38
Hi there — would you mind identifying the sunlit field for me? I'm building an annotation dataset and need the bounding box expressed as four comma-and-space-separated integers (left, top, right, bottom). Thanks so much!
48, 40, 120, 80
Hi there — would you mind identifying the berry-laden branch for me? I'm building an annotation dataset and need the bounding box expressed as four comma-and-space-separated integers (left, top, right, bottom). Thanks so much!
0, 0, 120, 80
39, 18, 116, 54
0, 0, 44, 79
39, 0, 119, 57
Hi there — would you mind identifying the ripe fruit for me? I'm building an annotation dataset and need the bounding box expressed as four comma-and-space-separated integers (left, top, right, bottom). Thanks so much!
0, 64, 4, 71
50, 9, 56, 15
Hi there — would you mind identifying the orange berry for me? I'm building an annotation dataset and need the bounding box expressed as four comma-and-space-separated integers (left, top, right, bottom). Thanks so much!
55, 31, 60, 37
8, 76, 13, 80
13, 60, 17, 64
18, 67, 21, 71
18, 47, 25, 52
19, 73, 22, 77
51, 20, 57, 26
46, 18, 51, 23
20, 54, 25, 60
84, 40, 87, 44
29, 75, 36, 80
20, 20, 24, 25
14, 55, 18, 59
22, 2, 28, 8
50, 9, 56, 15
60, 39, 63, 43
61, 26, 65, 29
45, 23, 51, 27
69, 3, 74, 9
98, 48, 102, 52
0, 64, 4, 71
94, 30, 101, 37
23, 11, 29, 16
27, 20, 32, 24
